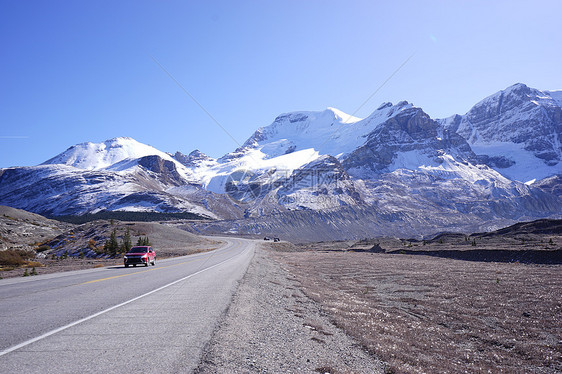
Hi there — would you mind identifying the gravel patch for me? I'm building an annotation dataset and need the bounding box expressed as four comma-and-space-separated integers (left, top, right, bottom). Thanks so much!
196, 246, 385, 373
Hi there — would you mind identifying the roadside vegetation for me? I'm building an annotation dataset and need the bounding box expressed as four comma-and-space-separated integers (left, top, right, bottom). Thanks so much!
0, 216, 218, 279
98, 228, 151, 256
0, 249, 36, 267
0, 249, 44, 278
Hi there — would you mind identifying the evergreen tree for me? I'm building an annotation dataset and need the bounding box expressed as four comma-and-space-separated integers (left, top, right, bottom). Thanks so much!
120, 228, 132, 253
136, 236, 151, 246
104, 229, 119, 256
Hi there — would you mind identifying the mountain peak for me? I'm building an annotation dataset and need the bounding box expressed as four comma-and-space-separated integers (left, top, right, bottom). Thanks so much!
326, 107, 362, 124
42, 137, 172, 170
173, 149, 215, 167
439, 83, 561, 182
473, 83, 552, 111
505, 82, 529, 91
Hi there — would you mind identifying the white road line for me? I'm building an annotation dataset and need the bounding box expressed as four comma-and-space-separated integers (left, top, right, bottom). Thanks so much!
0, 245, 247, 357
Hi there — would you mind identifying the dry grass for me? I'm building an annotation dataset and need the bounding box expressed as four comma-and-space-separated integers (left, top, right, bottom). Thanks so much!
0, 249, 35, 267
271, 249, 561, 373
25, 261, 43, 268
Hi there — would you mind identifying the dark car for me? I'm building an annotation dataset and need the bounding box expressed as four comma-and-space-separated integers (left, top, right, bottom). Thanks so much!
124, 246, 155, 267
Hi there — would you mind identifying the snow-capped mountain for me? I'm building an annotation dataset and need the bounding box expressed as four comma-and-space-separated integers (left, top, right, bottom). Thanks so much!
0, 83, 560, 239
440, 83, 561, 183
0, 137, 219, 217
43, 137, 174, 170
173, 150, 217, 168
0, 163, 218, 217
43, 137, 199, 181
342, 103, 475, 178
199, 101, 474, 196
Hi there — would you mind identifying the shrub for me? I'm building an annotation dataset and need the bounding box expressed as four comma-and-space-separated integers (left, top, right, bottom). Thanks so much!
36, 245, 50, 252
0, 249, 34, 267
0, 251, 25, 267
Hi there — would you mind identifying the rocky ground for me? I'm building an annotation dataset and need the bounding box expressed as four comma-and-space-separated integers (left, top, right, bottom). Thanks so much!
0, 205, 72, 251
296, 220, 562, 265
196, 244, 387, 374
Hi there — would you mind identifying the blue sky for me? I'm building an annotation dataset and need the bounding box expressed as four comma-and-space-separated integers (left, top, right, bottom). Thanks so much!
1, 0, 561, 168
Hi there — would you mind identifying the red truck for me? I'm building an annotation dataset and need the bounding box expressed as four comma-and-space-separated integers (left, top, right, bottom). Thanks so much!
124, 246, 156, 267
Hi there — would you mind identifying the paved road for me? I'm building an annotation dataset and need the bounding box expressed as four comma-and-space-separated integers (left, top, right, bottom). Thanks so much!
0, 237, 255, 373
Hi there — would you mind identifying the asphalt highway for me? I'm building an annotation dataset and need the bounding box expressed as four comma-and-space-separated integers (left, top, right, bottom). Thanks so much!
0, 237, 255, 373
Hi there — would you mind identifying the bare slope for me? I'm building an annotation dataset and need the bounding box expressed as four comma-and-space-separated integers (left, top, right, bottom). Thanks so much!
43, 220, 219, 258
0, 205, 72, 251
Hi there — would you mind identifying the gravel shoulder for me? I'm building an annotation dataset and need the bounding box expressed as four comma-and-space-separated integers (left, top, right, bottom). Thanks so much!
196, 244, 386, 374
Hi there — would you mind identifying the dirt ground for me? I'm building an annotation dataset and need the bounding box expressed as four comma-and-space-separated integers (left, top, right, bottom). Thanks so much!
270, 246, 562, 373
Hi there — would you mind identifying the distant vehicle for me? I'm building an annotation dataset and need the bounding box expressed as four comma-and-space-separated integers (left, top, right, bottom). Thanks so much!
124, 246, 155, 267
264, 237, 271, 241
273, 237, 280, 242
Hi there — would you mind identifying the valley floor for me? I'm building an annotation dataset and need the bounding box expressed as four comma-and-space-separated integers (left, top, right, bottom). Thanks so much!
4, 236, 560, 372
269, 244, 561, 373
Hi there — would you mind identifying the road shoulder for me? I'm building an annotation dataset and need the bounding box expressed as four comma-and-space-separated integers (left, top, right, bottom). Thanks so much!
196, 244, 384, 373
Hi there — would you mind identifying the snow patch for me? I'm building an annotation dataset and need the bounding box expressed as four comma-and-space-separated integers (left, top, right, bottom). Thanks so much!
471, 142, 557, 183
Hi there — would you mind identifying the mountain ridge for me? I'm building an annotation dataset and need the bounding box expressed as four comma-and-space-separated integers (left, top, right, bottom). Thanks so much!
0, 83, 560, 240
439, 83, 561, 182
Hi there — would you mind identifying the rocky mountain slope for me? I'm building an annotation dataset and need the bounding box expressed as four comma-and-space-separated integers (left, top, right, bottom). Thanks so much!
0, 206, 72, 251
439, 83, 561, 182
0, 83, 560, 239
